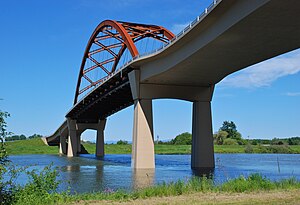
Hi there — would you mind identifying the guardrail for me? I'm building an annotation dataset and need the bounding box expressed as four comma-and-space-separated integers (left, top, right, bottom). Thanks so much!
134, 0, 221, 60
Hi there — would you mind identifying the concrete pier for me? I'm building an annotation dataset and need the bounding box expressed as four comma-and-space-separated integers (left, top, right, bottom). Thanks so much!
96, 119, 107, 157
191, 101, 215, 170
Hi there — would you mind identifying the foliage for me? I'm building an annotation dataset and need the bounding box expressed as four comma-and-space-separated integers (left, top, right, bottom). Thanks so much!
0, 110, 10, 164
2, 172, 299, 205
28, 134, 43, 139
5, 134, 43, 142
223, 138, 238, 145
213, 131, 228, 145
271, 138, 287, 145
287, 137, 300, 145
244, 144, 254, 153
116, 140, 128, 145
5, 135, 26, 142
171, 132, 192, 145
0, 110, 14, 205
219, 121, 242, 140
214, 121, 243, 145
13, 164, 62, 205
45, 174, 300, 204
266, 145, 292, 154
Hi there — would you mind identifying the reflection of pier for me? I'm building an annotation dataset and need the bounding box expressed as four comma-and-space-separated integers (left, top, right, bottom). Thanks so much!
132, 169, 155, 189
62, 159, 105, 193
45, 0, 300, 171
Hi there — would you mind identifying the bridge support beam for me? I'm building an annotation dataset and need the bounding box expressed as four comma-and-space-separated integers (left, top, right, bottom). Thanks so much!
96, 119, 107, 157
59, 132, 67, 155
129, 70, 155, 169
191, 101, 215, 171
132, 99, 154, 169
77, 132, 82, 153
67, 119, 78, 157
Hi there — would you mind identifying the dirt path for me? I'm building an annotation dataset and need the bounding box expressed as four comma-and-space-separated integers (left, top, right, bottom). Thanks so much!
74, 189, 300, 205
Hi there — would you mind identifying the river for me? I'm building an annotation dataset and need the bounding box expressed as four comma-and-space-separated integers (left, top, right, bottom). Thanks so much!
8, 154, 300, 193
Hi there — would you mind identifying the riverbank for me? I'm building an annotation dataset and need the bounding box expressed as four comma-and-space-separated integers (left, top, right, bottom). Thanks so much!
5, 138, 300, 155
11, 173, 300, 205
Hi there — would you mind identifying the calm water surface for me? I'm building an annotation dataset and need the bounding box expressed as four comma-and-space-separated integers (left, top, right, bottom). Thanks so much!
8, 154, 300, 193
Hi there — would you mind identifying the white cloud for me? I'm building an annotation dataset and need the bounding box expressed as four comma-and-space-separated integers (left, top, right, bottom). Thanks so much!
171, 22, 190, 35
285, 92, 300, 97
220, 49, 300, 88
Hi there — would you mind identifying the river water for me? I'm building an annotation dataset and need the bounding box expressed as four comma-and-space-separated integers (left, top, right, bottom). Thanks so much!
8, 154, 300, 193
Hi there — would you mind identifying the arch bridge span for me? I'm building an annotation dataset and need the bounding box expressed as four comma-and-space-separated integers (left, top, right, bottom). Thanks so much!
45, 0, 300, 171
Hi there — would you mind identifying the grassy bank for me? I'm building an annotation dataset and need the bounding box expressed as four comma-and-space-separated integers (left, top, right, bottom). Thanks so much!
5, 138, 300, 155
11, 173, 300, 205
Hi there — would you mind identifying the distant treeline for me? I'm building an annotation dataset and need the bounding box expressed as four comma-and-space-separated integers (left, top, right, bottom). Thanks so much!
248, 137, 300, 146
5, 134, 43, 141
157, 121, 300, 146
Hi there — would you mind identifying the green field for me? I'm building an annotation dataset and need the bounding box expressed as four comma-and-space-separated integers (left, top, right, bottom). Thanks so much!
5, 138, 300, 155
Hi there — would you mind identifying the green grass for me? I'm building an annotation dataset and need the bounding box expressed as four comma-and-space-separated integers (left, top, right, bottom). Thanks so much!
5, 139, 300, 155
11, 173, 300, 205
6, 138, 58, 155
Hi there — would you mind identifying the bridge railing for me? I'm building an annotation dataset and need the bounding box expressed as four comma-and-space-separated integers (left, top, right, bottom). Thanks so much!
76, 0, 222, 104
133, 0, 221, 60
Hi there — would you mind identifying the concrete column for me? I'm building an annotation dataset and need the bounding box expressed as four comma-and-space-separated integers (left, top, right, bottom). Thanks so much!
131, 99, 155, 169
67, 119, 78, 157
77, 132, 82, 153
59, 133, 67, 155
96, 119, 107, 157
191, 101, 215, 170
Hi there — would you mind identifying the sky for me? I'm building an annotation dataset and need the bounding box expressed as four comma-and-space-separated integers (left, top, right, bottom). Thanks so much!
0, 0, 299, 142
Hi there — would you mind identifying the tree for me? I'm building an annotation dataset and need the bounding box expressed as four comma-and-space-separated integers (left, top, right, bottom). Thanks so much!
0, 110, 10, 164
19, 135, 26, 140
171, 132, 192, 145
219, 121, 242, 140
223, 138, 238, 145
116, 140, 128, 145
213, 131, 228, 145
28, 134, 42, 139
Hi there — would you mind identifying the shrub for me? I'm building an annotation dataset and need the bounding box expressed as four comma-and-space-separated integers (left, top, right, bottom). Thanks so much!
223, 138, 238, 145
288, 137, 300, 145
244, 144, 254, 153
271, 138, 287, 145
116, 140, 128, 145
171, 132, 192, 145
237, 139, 247, 145
213, 131, 228, 145
13, 164, 62, 205
257, 145, 268, 153
266, 145, 292, 154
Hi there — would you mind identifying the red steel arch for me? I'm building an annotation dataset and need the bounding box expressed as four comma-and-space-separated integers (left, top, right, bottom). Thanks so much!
74, 20, 175, 104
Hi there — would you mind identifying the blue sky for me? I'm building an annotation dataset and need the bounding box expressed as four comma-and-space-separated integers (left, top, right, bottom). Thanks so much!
0, 0, 299, 142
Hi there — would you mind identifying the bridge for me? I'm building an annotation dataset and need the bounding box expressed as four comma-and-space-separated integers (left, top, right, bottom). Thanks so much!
44, 0, 300, 170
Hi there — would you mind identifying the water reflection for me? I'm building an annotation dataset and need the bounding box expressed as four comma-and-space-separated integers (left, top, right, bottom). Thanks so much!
192, 167, 215, 177
132, 169, 155, 189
